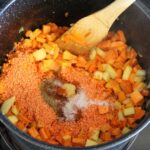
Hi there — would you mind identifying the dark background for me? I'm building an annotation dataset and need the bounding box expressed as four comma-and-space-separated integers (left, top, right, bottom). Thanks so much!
0, 0, 150, 6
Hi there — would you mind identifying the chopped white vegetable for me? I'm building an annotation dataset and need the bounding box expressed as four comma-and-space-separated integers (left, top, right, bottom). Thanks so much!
90, 129, 100, 141
93, 71, 103, 80
89, 48, 97, 60
122, 127, 131, 134
136, 69, 146, 76
134, 76, 145, 82
96, 48, 106, 58
12, 105, 19, 115
118, 111, 124, 121
0, 96, 16, 115
32, 48, 46, 61
114, 101, 121, 109
103, 72, 110, 82
8, 115, 18, 125
122, 65, 132, 80
63, 50, 77, 60
106, 64, 116, 79
62, 83, 76, 97
122, 98, 131, 105
85, 139, 98, 146
123, 107, 135, 116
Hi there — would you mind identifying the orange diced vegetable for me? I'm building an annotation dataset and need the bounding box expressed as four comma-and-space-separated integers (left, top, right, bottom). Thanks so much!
47, 139, 59, 145
120, 81, 133, 94
39, 128, 49, 139
76, 56, 87, 68
55, 135, 63, 144
116, 69, 123, 78
87, 60, 97, 73
18, 114, 31, 124
72, 138, 85, 146
101, 132, 112, 141
100, 123, 111, 132
28, 127, 39, 138
117, 30, 126, 42
130, 90, 143, 105
36, 37, 46, 43
134, 107, 145, 120
98, 40, 111, 50
111, 128, 121, 136
98, 105, 109, 114
36, 135, 42, 141
118, 91, 126, 101
105, 49, 118, 64
17, 121, 26, 130
127, 117, 135, 125
43, 25, 51, 34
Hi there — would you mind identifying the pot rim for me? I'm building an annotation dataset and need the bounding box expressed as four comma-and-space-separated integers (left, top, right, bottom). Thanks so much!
0, 113, 149, 150
0, 0, 150, 149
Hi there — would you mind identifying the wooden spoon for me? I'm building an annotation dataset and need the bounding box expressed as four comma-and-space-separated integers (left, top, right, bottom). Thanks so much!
56, 0, 136, 55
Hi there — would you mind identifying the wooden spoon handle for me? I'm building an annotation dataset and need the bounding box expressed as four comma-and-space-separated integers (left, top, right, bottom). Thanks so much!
93, 0, 136, 29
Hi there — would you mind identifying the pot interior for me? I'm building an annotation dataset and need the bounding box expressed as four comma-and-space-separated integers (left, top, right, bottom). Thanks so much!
0, 0, 150, 149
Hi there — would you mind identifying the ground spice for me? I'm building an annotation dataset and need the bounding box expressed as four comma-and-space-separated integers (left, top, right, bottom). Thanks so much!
0, 52, 56, 127
60, 67, 112, 100
0, 52, 112, 135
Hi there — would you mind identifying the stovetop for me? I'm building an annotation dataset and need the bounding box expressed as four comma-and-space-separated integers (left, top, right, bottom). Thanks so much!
0, 0, 150, 150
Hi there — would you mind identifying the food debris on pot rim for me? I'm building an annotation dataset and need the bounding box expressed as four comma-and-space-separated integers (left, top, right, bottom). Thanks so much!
0, 22, 149, 147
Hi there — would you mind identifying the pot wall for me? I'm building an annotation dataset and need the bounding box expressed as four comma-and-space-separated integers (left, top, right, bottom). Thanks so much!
0, 0, 150, 150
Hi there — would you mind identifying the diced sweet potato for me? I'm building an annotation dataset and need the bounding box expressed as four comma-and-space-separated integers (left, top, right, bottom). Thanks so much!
98, 105, 109, 114
100, 132, 112, 141
118, 91, 126, 101
120, 80, 133, 94
111, 128, 121, 136
28, 127, 39, 138
72, 138, 85, 146
130, 90, 143, 105
134, 107, 145, 120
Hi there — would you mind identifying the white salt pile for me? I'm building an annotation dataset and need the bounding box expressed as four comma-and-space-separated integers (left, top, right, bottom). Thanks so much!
63, 89, 110, 121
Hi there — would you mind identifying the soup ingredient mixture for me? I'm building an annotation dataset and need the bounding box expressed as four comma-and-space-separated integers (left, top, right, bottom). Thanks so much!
0, 22, 149, 147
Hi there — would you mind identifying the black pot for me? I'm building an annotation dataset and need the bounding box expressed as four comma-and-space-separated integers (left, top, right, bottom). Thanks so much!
0, 0, 150, 150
